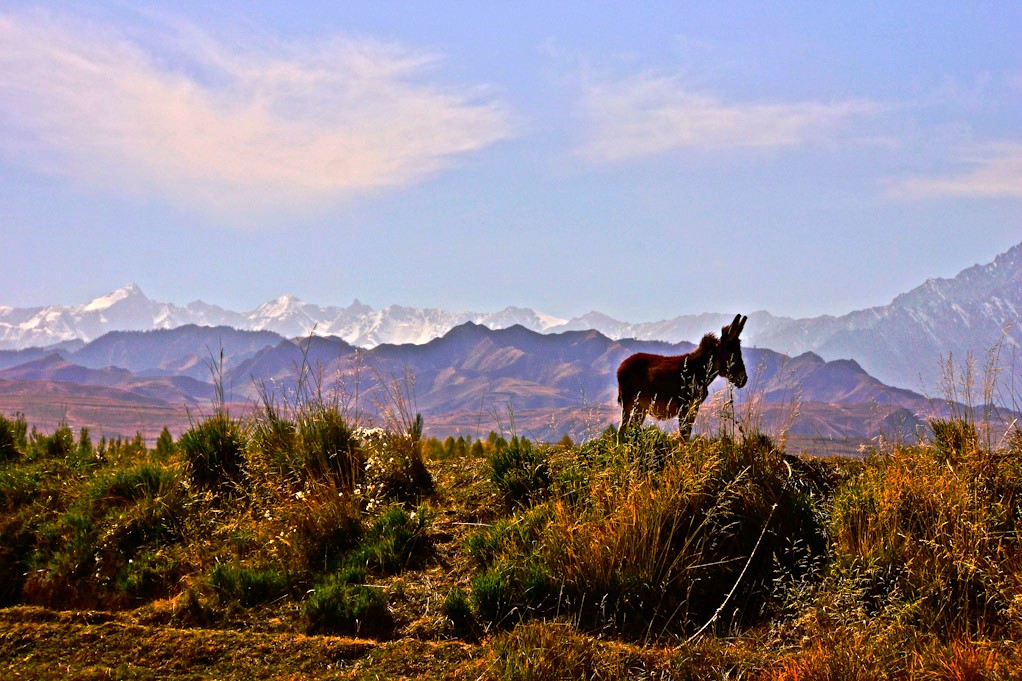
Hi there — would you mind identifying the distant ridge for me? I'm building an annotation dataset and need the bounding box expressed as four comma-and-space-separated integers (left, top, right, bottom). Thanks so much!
0, 322, 953, 442
1, 241, 1019, 391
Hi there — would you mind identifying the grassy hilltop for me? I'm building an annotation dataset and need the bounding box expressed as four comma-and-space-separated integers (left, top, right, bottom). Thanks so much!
1, 393, 1022, 679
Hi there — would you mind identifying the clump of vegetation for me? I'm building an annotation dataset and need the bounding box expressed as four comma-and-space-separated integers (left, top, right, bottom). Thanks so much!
304, 565, 392, 636
16, 451, 189, 608
468, 428, 831, 636
485, 435, 551, 506
0, 413, 26, 462
442, 586, 474, 636
822, 418, 1022, 635
28, 422, 77, 460
350, 505, 430, 573
361, 427, 434, 503
179, 413, 247, 492
295, 407, 362, 487
211, 562, 289, 607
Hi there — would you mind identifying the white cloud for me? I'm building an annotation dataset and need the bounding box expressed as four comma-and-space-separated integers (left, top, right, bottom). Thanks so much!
0, 10, 513, 223
577, 72, 877, 162
890, 142, 1022, 199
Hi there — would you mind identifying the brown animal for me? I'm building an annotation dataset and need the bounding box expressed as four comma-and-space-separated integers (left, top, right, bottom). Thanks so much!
617, 314, 748, 438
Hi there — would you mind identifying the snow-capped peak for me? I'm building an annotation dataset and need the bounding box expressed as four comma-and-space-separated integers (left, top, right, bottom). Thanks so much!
255, 294, 304, 316
81, 283, 147, 312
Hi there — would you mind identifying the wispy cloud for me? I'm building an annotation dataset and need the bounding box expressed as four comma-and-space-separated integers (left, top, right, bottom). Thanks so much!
576, 72, 878, 162
890, 142, 1022, 199
0, 10, 512, 223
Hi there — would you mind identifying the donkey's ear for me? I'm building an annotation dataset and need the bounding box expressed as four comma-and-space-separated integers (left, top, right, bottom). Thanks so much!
736, 314, 748, 336
722, 313, 741, 340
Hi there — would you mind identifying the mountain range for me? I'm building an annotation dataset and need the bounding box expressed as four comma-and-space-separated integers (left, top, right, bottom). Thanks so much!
1, 241, 1019, 395
0, 321, 962, 448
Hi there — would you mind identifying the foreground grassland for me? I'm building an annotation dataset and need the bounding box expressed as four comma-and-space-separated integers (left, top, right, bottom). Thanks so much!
2, 408, 1022, 679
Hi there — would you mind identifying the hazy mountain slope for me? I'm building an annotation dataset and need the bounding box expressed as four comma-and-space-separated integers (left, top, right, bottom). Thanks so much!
806, 244, 1022, 390
225, 335, 358, 392
69, 325, 287, 381
0, 354, 212, 402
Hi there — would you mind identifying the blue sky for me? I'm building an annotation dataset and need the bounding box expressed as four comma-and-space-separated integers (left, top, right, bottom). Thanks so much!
1, 2, 1019, 322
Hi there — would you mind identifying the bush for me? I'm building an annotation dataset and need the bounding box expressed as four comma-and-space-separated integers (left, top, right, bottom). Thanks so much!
29, 423, 76, 460
305, 568, 391, 636
442, 586, 474, 635
114, 549, 179, 601
297, 408, 362, 488
360, 428, 433, 504
0, 414, 25, 462
211, 562, 289, 607
20, 459, 188, 607
930, 417, 979, 461
289, 491, 363, 574
469, 435, 829, 636
101, 462, 180, 506
486, 436, 551, 506
179, 413, 247, 492
350, 505, 430, 574
153, 427, 176, 460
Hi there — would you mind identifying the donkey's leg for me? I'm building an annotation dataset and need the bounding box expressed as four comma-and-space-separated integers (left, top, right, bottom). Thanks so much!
619, 397, 633, 434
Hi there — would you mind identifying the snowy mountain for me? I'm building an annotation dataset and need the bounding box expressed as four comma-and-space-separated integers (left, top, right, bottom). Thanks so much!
1, 241, 1019, 392
0, 286, 568, 353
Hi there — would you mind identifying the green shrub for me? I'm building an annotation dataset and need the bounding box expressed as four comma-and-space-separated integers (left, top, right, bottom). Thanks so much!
0, 468, 41, 509
305, 570, 391, 636
114, 549, 179, 601
18, 459, 187, 608
471, 557, 556, 626
442, 586, 474, 635
29, 423, 76, 460
470, 560, 517, 624
153, 427, 176, 460
486, 436, 551, 506
350, 505, 430, 574
100, 462, 180, 506
211, 562, 289, 607
0, 414, 24, 462
297, 408, 361, 487
178, 413, 246, 492
249, 410, 299, 478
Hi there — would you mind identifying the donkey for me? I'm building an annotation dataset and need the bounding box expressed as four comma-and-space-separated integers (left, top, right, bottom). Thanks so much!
617, 314, 748, 439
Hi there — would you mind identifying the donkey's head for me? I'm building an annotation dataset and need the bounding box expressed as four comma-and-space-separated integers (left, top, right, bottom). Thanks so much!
714, 314, 748, 388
